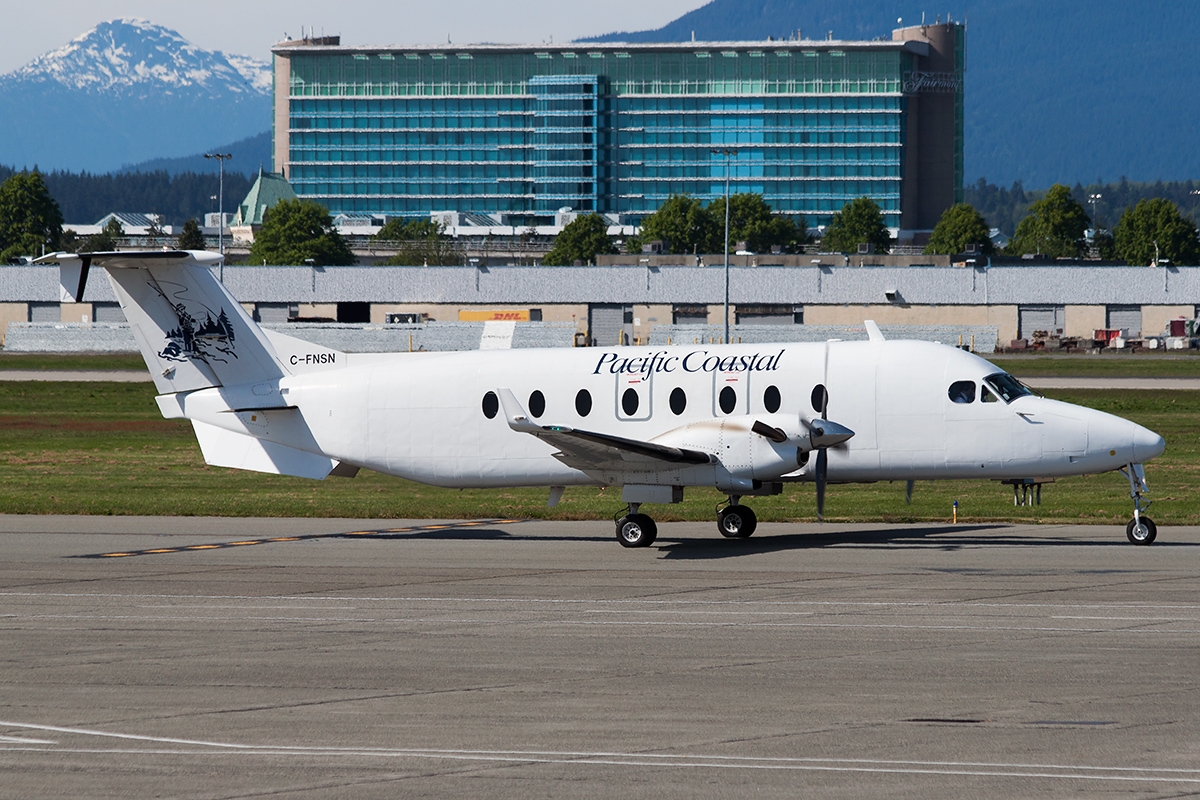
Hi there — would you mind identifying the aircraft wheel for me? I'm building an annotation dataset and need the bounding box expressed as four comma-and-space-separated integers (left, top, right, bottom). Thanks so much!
717, 505, 757, 539
1126, 517, 1157, 545
617, 514, 657, 548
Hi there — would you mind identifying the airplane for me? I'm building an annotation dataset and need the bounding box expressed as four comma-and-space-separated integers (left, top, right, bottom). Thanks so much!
39, 249, 1167, 547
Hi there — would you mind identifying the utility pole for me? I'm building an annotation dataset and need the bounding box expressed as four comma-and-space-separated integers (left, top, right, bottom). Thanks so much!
204, 153, 232, 281
710, 148, 738, 343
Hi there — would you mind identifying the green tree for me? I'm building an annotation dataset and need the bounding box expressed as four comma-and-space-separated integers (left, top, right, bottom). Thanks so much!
248, 199, 355, 266
924, 203, 994, 255
78, 217, 124, 252
627, 194, 717, 255
0, 171, 64, 261
176, 218, 206, 250
821, 197, 892, 254
1113, 198, 1200, 266
372, 217, 462, 265
1091, 229, 1117, 260
1006, 184, 1090, 258
707, 193, 808, 253
373, 217, 442, 241
543, 214, 617, 265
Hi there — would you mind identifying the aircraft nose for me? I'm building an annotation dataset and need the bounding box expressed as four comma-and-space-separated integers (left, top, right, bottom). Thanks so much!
1132, 424, 1165, 463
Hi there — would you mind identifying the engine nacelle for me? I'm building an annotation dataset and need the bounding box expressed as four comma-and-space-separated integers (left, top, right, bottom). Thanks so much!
651, 414, 806, 483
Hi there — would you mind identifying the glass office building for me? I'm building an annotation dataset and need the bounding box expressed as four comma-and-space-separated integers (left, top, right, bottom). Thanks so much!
272, 23, 963, 236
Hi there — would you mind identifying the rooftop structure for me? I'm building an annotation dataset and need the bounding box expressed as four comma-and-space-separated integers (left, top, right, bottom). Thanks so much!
233, 168, 299, 226
271, 22, 964, 242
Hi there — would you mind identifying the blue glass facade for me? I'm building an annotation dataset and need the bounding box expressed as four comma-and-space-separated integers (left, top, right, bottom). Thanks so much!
275, 31, 963, 230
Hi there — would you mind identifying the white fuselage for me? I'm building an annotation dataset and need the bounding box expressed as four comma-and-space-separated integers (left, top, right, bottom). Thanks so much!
189, 339, 1163, 490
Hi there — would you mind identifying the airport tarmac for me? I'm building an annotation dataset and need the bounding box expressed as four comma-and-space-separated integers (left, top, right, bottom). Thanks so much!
2, 515, 1199, 799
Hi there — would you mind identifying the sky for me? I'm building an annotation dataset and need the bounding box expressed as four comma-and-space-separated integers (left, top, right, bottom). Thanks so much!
0, 0, 707, 73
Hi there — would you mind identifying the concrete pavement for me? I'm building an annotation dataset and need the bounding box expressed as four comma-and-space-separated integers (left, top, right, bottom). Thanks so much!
2, 515, 1198, 798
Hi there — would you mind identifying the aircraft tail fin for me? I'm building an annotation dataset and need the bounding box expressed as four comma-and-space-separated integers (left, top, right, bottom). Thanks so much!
37, 250, 290, 395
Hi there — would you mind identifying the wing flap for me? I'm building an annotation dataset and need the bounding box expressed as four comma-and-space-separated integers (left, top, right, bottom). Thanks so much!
496, 388, 712, 474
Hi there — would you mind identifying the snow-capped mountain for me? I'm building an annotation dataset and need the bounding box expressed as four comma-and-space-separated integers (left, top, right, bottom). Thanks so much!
0, 19, 271, 173
8, 19, 271, 97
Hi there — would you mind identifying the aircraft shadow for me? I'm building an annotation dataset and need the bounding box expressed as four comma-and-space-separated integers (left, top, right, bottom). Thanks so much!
654, 524, 1200, 560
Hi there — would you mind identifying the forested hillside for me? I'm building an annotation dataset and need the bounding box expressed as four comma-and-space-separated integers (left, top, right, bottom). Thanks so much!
584, 0, 1200, 186
0, 167, 252, 226
966, 179, 1200, 236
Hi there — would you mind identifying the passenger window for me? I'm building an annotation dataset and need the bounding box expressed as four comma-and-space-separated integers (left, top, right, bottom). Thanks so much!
575, 388, 592, 417
669, 387, 687, 415
981, 385, 998, 403
763, 385, 781, 413
811, 384, 828, 414
528, 390, 545, 418
948, 380, 976, 404
482, 391, 499, 419
719, 385, 736, 414
621, 387, 639, 416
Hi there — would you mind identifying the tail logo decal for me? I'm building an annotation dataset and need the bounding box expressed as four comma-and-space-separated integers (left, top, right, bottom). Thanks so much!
151, 280, 238, 364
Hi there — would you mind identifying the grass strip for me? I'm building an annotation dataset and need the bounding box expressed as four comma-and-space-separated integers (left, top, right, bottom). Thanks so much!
1, 381, 1193, 525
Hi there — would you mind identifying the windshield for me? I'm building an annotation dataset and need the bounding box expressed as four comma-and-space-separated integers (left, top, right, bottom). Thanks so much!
984, 372, 1033, 404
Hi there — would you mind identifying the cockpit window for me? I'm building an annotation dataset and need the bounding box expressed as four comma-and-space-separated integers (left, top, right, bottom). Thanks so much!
981, 385, 998, 403
984, 372, 1033, 403
948, 380, 976, 404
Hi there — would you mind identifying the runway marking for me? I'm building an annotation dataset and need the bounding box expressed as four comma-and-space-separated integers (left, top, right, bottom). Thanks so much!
77, 520, 523, 559
1, 721, 1198, 784
0, 734, 56, 744
4, 593, 1199, 611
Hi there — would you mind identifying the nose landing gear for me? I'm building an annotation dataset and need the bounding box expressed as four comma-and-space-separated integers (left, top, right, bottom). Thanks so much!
1121, 463, 1157, 545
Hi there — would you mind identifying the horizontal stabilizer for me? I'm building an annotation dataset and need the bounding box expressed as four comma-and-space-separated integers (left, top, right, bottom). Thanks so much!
191, 420, 336, 480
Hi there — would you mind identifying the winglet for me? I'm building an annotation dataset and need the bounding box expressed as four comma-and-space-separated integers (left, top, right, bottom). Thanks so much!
497, 388, 540, 432
864, 319, 885, 342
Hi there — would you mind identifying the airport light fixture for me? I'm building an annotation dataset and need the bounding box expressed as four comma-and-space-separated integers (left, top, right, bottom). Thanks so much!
204, 153, 233, 276
1089, 193, 1102, 230
711, 148, 738, 343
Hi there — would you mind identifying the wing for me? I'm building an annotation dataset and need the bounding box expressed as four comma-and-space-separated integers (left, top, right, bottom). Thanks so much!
497, 389, 712, 474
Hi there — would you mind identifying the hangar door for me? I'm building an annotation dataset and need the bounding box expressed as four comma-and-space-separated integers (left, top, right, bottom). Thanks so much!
589, 304, 631, 346
1018, 305, 1064, 339
1106, 305, 1142, 337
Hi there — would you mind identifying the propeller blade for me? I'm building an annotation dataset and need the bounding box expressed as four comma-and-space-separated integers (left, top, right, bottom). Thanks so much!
816, 448, 827, 520
822, 341, 831, 420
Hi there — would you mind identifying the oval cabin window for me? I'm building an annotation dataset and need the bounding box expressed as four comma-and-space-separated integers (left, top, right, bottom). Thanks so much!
763, 385, 781, 413
482, 391, 499, 419
575, 388, 592, 417
622, 387, 640, 416
719, 385, 736, 414
669, 387, 687, 415
529, 390, 546, 418
811, 384, 828, 414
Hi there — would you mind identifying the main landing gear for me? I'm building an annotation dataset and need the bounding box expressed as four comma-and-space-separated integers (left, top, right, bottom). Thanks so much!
717, 497, 757, 539
1121, 463, 1157, 545
615, 504, 657, 548
614, 496, 759, 547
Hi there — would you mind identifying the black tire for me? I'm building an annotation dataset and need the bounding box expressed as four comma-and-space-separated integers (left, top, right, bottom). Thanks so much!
617, 513, 657, 548
717, 505, 757, 539
1126, 516, 1157, 545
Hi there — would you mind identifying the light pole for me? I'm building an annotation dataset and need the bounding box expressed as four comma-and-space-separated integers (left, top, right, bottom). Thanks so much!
710, 148, 738, 344
1088, 192, 1102, 230
204, 153, 232, 280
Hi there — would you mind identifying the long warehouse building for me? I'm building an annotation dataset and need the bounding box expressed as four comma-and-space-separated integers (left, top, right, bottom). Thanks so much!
2, 262, 1196, 349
